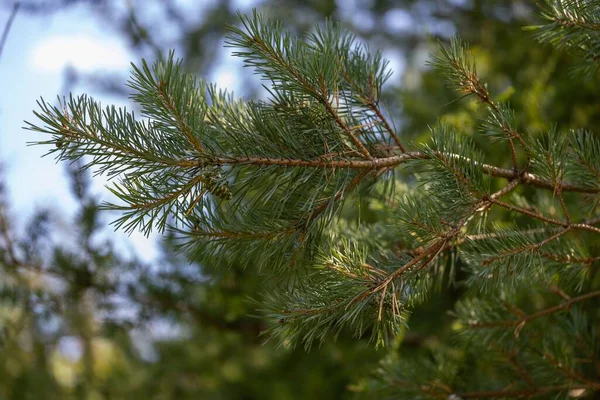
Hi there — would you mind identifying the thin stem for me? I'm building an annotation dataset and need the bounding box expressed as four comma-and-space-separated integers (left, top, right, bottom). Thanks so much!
198, 151, 600, 194
557, 189, 571, 224
251, 36, 372, 159
481, 227, 571, 266
492, 199, 600, 233
471, 289, 600, 329
371, 178, 519, 299
370, 102, 406, 152
542, 350, 600, 389
553, 13, 600, 32
442, 43, 527, 169
458, 384, 598, 399
339, 66, 406, 152
540, 252, 600, 265
157, 79, 204, 153
318, 77, 373, 159
502, 349, 535, 387
43, 105, 600, 195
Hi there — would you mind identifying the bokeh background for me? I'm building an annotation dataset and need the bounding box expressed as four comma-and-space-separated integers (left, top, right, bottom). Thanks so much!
2, 1, 598, 398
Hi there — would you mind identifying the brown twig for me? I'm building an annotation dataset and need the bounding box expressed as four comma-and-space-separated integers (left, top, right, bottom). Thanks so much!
339, 61, 407, 152
250, 37, 373, 160
471, 289, 600, 329
541, 351, 600, 389
318, 77, 373, 159
197, 152, 600, 194
491, 199, 600, 234
480, 227, 571, 266
502, 349, 535, 387
458, 384, 598, 399
371, 178, 520, 300
445, 48, 528, 171
369, 103, 406, 152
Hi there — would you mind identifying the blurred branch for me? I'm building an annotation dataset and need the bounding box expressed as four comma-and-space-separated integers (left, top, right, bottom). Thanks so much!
0, 2, 19, 61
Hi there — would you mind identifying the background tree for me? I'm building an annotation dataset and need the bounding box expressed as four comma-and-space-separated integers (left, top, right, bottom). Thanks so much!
2, 0, 600, 398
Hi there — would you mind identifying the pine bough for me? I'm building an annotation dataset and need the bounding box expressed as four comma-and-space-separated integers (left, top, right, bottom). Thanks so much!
26, 2, 600, 398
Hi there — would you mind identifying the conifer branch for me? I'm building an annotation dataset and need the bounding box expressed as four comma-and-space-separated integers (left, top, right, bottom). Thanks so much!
502, 349, 536, 387
557, 189, 571, 224
294, 168, 370, 230
541, 350, 600, 390
317, 80, 373, 159
201, 152, 599, 193
551, 7, 600, 33
465, 228, 550, 242
429, 38, 527, 170
491, 199, 567, 226
531, 1, 600, 75
540, 1, 600, 33
188, 228, 291, 240
480, 227, 571, 266
369, 178, 520, 308
539, 251, 600, 265
488, 105, 519, 170
23, 10, 600, 385
339, 67, 406, 152
370, 103, 405, 152
457, 383, 599, 399
229, 12, 374, 160
470, 289, 600, 329
491, 199, 600, 233
482, 98, 528, 170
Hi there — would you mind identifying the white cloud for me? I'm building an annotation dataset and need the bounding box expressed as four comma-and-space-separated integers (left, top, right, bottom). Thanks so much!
213, 67, 238, 90
30, 35, 130, 73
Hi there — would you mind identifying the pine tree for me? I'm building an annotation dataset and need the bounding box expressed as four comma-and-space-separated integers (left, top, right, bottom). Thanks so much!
26, 2, 600, 398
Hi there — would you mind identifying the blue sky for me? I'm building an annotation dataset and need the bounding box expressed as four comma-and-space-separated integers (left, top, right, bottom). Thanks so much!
0, 4, 160, 261
0, 1, 253, 263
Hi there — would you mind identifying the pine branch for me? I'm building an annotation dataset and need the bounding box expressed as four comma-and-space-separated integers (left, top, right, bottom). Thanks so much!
531, 1, 600, 77
200, 152, 597, 193
470, 289, 600, 329
539, 251, 600, 265
227, 11, 376, 159
541, 350, 600, 390
491, 199, 600, 234
338, 62, 406, 152
429, 37, 528, 170
479, 227, 571, 266
155, 77, 204, 153
363, 178, 521, 326
23, 11, 600, 391
457, 383, 599, 399
317, 77, 374, 160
